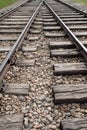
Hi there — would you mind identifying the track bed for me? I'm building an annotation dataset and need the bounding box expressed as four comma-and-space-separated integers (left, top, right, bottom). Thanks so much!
0, 0, 87, 129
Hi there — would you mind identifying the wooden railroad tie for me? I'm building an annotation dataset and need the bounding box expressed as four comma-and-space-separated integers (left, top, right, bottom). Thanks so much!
53, 84, 87, 104
50, 49, 81, 57
54, 62, 87, 75
3, 83, 29, 95
0, 114, 24, 130
44, 32, 87, 38
15, 59, 35, 67
60, 118, 87, 130
49, 41, 87, 49
0, 46, 37, 52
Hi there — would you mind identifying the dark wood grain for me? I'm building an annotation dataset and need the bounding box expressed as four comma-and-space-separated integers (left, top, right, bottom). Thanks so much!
60, 118, 87, 130
53, 84, 87, 104
51, 49, 80, 57
4, 83, 29, 95
16, 59, 35, 66
54, 62, 87, 75
0, 114, 24, 130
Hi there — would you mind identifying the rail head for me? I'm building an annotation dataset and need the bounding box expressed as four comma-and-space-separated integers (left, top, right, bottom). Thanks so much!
44, 0, 87, 61
0, 1, 43, 86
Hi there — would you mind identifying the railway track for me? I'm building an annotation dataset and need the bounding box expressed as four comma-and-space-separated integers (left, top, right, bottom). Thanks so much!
0, 0, 87, 129
44, 0, 87, 104
0, 0, 42, 85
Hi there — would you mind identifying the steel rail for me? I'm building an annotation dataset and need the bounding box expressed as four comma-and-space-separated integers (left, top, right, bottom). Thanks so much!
0, 0, 30, 19
0, 1, 43, 86
44, 1, 87, 60
56, 0, 87, 16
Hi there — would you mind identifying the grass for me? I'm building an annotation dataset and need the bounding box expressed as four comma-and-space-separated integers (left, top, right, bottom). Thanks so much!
74, 0, 87, 4
0, 0, 18, 9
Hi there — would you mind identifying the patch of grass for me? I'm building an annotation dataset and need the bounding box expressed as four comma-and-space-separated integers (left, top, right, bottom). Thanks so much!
0, 0, 18, 9
74, 0, 87, 4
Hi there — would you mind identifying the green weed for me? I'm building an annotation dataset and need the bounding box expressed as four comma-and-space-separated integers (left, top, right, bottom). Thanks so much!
0, 0, 18, 9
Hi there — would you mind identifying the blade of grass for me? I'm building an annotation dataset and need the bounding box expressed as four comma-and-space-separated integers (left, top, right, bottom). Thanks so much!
73, 0, 87, 4
0, 0, 18, 9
